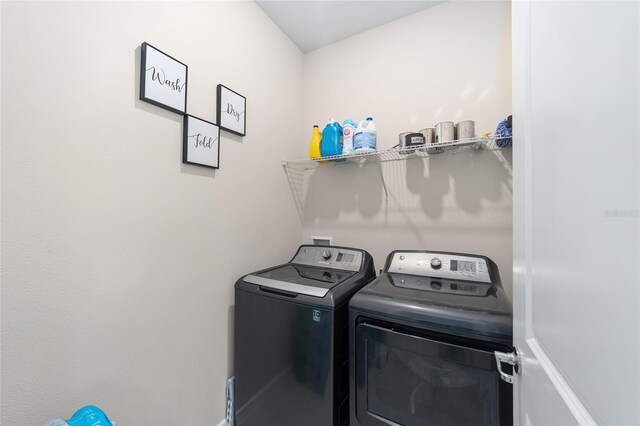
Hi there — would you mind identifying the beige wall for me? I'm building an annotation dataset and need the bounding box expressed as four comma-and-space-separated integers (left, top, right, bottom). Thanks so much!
300, 1, 513, 298
1, 2, 303, 424
2, 1, 513, 424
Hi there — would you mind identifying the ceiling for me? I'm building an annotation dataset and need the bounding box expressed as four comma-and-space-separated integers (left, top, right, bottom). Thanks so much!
256, 1, 444, 53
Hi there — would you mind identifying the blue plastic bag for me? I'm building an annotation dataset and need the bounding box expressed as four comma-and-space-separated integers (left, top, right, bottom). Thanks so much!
48, 405, 112, 426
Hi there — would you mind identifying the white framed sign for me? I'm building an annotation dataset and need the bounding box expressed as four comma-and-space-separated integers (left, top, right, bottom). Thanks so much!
140, 42, 187, 115
183, 115, 220, 169
217, 84, 246, 136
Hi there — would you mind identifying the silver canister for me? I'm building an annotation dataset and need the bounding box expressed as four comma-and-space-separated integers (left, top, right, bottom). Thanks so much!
434, 121, 455, 145
399, 132, 412, 147
455, 120, 476, 141
398, 132, 412, 155
419, 128, 435, 145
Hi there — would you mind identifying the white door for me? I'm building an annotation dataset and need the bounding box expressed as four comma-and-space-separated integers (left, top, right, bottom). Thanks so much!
511, 1, 640, 425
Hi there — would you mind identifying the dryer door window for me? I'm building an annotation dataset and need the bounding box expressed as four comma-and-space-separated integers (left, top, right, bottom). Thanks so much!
355, 323, 503, 426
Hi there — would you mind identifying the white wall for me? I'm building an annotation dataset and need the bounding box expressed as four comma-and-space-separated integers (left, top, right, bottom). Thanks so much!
300, 1, 513, 297
1, 2, 303, 424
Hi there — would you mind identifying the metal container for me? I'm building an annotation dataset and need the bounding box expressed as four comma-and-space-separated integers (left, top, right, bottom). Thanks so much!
399, 132, 425, 150
398, 132, 412, 147
419, 128, 435, 145
398, 132, 412, 155
455, 120, 476, 141
434, 121, 455, 144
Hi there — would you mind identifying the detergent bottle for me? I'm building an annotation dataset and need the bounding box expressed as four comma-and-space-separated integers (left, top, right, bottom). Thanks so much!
321, 119, 344, 162
353, 117, 377, 153
342, 119, 357, 155
309, 125, 322, 159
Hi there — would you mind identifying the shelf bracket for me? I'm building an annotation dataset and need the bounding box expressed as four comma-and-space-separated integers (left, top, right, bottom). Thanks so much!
377, 162, 389, 201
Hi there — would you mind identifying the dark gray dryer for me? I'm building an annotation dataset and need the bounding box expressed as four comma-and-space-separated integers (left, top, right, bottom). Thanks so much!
234, 245, 375, 426
349, 250, 513, 426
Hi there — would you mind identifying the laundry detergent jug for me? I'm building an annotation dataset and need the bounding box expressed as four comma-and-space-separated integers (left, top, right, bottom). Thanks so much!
309, 125, 322, 159
353, 117, 377, 153
342, 119, 357, 155
321, 119, 344, 161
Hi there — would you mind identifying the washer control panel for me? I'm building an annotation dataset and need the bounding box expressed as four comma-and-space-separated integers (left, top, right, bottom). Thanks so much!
292, 246, 363, 272
387, 252, 491, 283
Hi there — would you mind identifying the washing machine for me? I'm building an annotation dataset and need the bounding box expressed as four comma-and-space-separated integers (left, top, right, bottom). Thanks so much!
349, 250, 513, 426
234, 245, 376, 426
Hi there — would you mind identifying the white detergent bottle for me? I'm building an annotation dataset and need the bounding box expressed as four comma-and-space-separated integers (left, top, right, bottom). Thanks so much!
353, 117, 377, 153
342, 119, 357, 155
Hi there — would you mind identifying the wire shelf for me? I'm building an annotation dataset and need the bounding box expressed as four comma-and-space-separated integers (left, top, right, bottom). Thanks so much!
281, 136, 510, 172
281, 135, 511, 218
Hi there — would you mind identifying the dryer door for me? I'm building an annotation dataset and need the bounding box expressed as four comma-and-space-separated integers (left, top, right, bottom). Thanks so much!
354, 323, 509, 426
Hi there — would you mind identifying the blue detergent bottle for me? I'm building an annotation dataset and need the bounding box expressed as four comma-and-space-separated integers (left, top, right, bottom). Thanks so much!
321, 119, 344, 162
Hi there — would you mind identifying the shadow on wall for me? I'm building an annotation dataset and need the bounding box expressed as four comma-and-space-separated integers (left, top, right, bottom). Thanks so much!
302, 165, 384, 223
408, 149, 513, 217
301, 149, 512, 224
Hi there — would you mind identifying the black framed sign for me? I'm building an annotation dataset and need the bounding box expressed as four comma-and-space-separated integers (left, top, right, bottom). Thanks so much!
217, 84, 246, 136
183, 115, 220, 169
140, 42, 188, 115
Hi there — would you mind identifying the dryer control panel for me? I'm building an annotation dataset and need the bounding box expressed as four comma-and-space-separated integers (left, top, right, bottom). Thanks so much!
292, 246, 363, 272
387, 252, 491, 284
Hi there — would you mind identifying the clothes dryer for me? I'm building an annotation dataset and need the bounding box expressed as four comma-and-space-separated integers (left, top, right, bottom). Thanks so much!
349, 250, 513, 426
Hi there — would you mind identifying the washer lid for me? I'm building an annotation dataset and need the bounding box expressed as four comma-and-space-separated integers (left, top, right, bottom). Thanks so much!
245, 264, 356, 297
350, 272, 512, 341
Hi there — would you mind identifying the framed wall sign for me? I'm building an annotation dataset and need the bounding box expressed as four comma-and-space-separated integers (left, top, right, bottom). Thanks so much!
217, 84, 246, 136
140, 42, 188, 115
183, 115, 220, 169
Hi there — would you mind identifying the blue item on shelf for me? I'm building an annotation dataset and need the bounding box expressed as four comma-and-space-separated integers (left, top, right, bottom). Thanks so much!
48, 405, 113, 426
495, 115, 513, 148
321, 119, 344, 161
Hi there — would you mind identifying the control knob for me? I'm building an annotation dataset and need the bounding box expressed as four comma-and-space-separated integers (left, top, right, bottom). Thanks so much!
322, 250, 332, 260
430, 258, 442, 270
